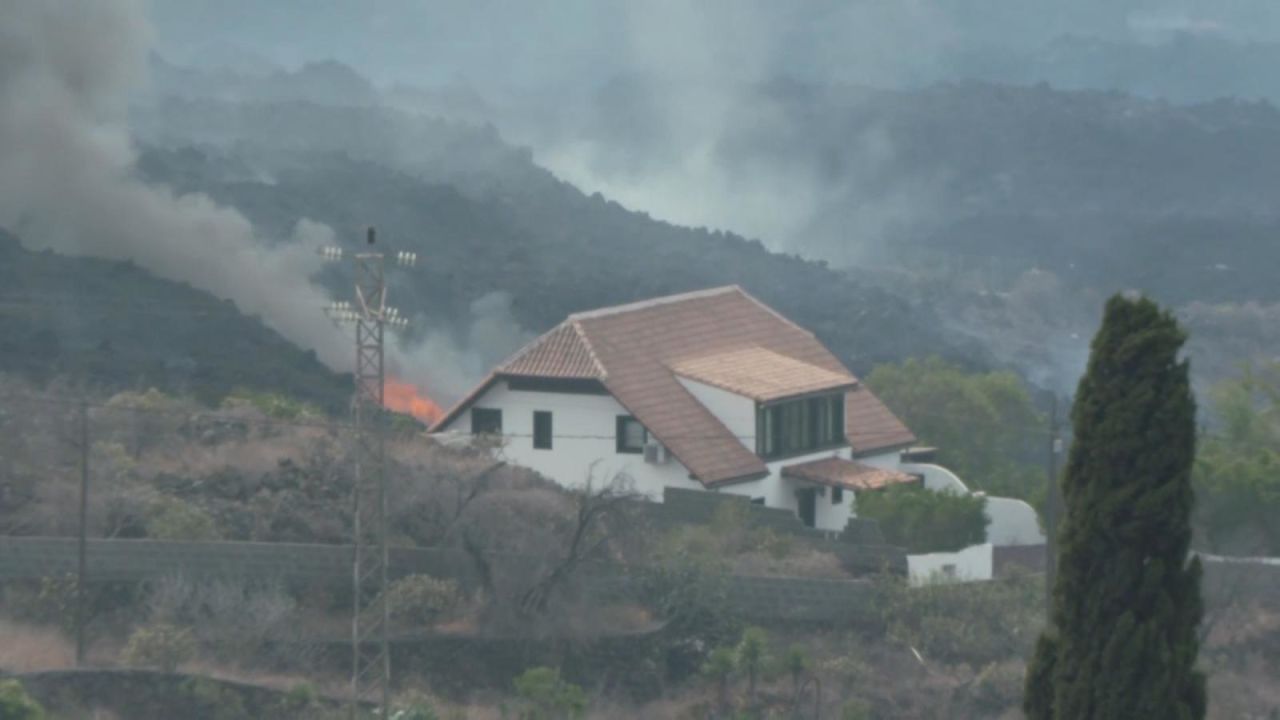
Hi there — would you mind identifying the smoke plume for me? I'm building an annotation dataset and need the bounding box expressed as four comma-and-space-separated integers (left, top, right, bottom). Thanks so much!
0, 1, 348, 368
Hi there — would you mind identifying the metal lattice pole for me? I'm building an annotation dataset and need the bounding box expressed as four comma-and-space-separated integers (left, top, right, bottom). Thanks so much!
321, 227, 416, 719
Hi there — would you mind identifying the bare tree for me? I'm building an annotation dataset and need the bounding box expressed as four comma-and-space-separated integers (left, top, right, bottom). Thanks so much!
517, 479, 640, 615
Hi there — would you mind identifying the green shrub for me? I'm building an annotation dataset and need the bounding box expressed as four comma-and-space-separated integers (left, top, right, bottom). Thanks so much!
146, 497, 220, 541
278, 682, 318, 713
841, 698, 872, 720
390, 689, 440, 720
0, 679, 46, 720
781, 643, 810, 696
182, 678, 248, 720
28, 575, 77, 635
121, 623, 196, 672
965, 661, 1025, 714
223, 389, 321, 421
380, 574, 461, 627
700, 646, 736, 714
512, 667, 586, 720
736, 626, 769, 698
856, 484, 988, 553
639, 550, 741, 679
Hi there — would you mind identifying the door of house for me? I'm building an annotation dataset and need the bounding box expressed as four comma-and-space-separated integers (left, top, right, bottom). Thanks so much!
796, 488, 817, 528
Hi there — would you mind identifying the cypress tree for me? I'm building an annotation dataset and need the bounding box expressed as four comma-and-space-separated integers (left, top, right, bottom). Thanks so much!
1024, 294, 1205, 719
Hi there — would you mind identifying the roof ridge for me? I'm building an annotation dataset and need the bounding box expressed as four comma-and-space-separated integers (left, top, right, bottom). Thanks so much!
569, 318, 608, 378
568, 285, 739, 320
495, 321, 563, 372
735, 286, 816, 338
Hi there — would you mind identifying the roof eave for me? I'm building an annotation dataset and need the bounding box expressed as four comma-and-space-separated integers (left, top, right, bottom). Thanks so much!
849, 439, 917, 458
757, 381, 859, 405
428, 373, 500, 433
700, 469, 771, 488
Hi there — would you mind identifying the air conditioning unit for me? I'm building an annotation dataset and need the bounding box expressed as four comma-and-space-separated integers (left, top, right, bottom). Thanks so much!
643, 440, 670, 465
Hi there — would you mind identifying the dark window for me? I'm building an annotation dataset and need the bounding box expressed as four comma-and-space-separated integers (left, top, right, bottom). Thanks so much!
756, 394, 845, 459
616, 415, 646, 453
797, 488, 817, 528
750, 497, 766, 506
471, 408, 502, 435
832, 487, 844, 504
533, 411, 552, 450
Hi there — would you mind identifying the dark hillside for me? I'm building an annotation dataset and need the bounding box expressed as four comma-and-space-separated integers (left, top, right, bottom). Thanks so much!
0, 230, 348, 409
136, 143, 983, 376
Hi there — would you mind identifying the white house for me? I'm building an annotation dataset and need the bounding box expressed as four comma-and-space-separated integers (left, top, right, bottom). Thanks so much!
431, 285, 1043, 544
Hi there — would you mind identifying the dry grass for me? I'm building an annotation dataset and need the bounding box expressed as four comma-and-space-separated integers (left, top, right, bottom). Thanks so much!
180, 658, 351, 700
0, 620, 74, 672
732, 547, 848, 579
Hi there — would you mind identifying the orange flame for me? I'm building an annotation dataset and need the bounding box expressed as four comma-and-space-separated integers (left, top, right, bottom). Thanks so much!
384, 377, 444, 425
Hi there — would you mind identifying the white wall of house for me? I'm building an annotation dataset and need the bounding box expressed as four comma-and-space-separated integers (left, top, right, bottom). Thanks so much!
439, 378, 865, 531
809, 479, 853, 532
440, 380, 704, 498
907, 543, 994, 585
677, 378, 756, 449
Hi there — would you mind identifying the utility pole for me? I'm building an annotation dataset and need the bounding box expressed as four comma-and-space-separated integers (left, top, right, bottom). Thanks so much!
75, 398, 89, 666
321, 227, 415, 719
1044, 394, 1061, 619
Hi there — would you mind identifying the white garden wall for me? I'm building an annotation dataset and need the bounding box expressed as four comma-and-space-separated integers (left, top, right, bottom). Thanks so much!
908, 543, 994, 585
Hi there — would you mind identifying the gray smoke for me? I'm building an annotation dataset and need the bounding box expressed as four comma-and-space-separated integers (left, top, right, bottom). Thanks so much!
492, 2, 954, 264
395, 292, 533, 405
0, 1, 348, 368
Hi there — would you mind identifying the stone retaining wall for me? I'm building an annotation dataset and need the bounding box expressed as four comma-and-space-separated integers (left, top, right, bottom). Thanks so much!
0, 536, 876, 622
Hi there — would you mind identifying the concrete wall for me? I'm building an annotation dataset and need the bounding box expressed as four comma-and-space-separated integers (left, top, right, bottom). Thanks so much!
0, 536, 882, 624
907, 543, 994, 585
0, 536, 473, 585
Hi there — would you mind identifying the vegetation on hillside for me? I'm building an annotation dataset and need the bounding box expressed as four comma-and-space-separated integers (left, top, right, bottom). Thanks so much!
866, 357, 1047, 504
1194, 362, 1280, 555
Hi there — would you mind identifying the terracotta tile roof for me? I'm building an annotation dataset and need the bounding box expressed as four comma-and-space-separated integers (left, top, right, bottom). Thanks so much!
501, 322, 603, 379
671, 346, 856, 402
432, 286, 916, 483
846, 385, 916, 455
781, 456, 918, 491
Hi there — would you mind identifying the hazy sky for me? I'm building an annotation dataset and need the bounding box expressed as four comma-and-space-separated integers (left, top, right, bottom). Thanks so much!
150, 0, 1280, 91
